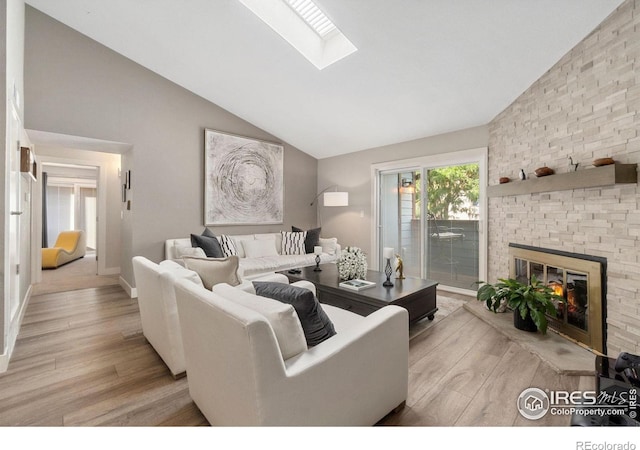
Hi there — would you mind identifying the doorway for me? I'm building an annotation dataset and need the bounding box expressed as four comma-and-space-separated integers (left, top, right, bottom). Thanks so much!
42, 162, 99, 277
374, 148, 487, 294
26, 130, 129, 295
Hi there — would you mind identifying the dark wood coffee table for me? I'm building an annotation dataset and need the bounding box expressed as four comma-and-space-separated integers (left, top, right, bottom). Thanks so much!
280, 264, 438, 325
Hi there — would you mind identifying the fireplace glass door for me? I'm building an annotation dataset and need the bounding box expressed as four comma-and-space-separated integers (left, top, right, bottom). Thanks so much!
510, 245, 604, 353
515, 260, 590, 334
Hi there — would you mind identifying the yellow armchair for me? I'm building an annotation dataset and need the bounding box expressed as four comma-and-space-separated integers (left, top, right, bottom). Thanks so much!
42, 230, 87, 269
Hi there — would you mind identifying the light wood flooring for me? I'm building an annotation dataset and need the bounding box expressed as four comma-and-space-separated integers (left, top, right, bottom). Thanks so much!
0, 285, 594, 426
32, 253, 120, 296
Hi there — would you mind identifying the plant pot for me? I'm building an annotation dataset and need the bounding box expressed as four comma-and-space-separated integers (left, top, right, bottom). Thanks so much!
513, 309, 537, 332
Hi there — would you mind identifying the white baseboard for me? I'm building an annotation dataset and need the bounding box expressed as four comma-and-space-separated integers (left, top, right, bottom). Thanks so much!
0, 351, 8, 373
0, 285, 33, 373
119, 276, 137, 298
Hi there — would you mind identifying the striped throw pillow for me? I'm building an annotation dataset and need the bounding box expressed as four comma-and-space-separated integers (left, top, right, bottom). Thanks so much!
217, 234, 238, 257
281, 231, 307, 255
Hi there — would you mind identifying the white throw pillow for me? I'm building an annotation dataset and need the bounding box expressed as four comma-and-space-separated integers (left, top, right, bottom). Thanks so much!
211, 283, 307, 360
182, 256, 241, 290
159, 259, 204, 287
230, 235, 255, 258
281, 231, 307, 255
217, 235, 238, 257
174, 245, 207, 259
242, 239, 279, 258
319, 237, 338, 255
255, 233, 282, 255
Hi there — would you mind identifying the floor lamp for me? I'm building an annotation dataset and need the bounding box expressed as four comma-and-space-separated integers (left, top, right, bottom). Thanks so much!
310, 185, 349, 225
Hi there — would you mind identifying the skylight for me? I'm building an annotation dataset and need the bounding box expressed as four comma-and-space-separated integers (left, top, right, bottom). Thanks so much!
238, 0, 357, 70
284, 0, 337, 38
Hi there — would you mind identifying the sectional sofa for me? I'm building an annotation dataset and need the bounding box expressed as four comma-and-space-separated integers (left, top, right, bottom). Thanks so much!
164, 232, 342, 278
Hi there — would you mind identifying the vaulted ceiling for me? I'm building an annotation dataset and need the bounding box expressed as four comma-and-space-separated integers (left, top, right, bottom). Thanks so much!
25, 0, 625, 159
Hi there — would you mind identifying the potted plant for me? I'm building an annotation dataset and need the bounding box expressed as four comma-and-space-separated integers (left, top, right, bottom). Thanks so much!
476, 275, 564, 334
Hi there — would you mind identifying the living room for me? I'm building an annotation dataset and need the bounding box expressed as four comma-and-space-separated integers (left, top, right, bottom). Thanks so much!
1, 0, 639, 445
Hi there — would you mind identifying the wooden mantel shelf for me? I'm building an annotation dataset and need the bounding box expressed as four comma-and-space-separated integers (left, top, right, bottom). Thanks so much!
487, 163, 638, 197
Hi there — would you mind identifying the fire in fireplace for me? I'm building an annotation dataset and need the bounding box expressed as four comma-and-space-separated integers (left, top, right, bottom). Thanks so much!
509, 244, 607, 354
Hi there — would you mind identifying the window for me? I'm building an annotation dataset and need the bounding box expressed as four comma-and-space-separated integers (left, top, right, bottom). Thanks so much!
238, 0, 357, 69
284, 0, 337, 38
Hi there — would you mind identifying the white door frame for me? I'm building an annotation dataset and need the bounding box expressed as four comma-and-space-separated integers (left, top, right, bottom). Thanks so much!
371, 147, 488, 295
34, 155, 114, 280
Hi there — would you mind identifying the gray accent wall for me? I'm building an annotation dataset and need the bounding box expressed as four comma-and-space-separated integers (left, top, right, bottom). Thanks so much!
24, 6, 318, 288
317, 125, 488, 259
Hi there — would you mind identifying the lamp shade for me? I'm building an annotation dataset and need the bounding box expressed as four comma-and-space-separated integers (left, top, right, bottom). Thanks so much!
323, 191, 348, 207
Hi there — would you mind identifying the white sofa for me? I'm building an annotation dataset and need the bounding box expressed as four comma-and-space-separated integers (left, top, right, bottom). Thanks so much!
165, 232, 341, 279
174, 276, 409, 426
132, 255, 308, 378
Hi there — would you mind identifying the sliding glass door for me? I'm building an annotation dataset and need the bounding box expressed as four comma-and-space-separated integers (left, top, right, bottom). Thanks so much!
379, 171, 421, 278
424, 164, 480, 290
376, 148, 486, 293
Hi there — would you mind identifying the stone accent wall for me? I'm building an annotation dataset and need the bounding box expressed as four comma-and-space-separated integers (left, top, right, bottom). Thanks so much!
488, 0, 640, 356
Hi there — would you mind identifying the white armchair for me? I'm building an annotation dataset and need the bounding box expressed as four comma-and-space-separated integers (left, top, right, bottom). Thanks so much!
132, 256, 203, 377
173, 278, 409, 426
132, 255, 316, 379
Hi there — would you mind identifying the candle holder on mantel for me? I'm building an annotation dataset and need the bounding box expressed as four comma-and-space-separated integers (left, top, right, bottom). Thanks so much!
313, 246, 322, 271
383, 247, 394, 287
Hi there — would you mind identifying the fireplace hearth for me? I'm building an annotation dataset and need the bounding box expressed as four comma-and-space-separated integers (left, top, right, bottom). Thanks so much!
509, 244, 607, 354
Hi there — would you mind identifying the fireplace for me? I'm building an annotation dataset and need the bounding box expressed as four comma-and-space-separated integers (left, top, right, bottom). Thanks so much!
509, 244, 607, 354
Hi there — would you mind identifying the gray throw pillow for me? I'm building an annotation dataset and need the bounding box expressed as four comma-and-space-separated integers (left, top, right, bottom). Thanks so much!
253, 281, 336, 347
292, 226, 322, 254
202, 228, 216, 238
191, 233, 224, 258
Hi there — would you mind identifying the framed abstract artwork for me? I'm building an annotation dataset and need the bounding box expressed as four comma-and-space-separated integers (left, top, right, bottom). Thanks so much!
204, 129, 284, 225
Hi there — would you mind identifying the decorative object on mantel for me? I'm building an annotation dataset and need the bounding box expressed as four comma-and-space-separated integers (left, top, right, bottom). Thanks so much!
336, 246, 367, 281
534, 166, 554, 177
593, 157, 615, 167
395, 253, 405, 280
519, 169, 526, 180
382, 247, 394, 287
568, 156, 579, 172
499, 177, 510, 184
476, 275, 564, 334
487, 163, 638, 197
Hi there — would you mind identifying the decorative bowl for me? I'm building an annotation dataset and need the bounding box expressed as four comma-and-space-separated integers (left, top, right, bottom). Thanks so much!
534, 167, 554, 177
593, 158, 614, 167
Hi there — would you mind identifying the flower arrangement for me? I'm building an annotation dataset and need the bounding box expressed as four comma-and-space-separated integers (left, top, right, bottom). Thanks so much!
337, 246, 368, 280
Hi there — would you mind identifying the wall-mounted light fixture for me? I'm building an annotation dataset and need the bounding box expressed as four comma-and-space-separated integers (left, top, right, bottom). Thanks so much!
400, 178, 414, 194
